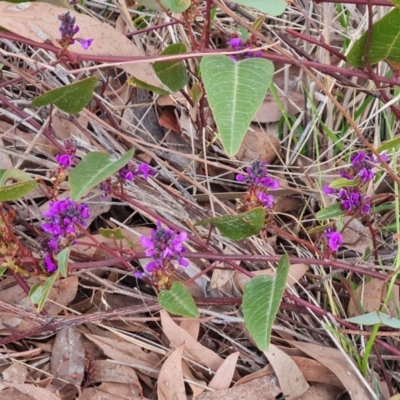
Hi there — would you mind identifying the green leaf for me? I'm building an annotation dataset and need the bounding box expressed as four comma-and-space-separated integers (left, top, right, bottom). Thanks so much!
57, 246, 71, 278
329, 178, 358, 188
231, 0, 287, 16
316, 203, 344, 220
190, 83, 203, 105
242, 254, 290, 351
0, 169, 33, 185
29, 273, 59, 312
0, 180, 37, 202
158, 281, 199, 318
127, 76, 170, 95
31, 77, 98, 114
347, 311, 400, 329
162, 0, 190, 13
69, 148, 135, 200
0, 266, 7, 277
347, 9, 400, 68
378, 136, 400, 152
200, 56, 273, 156
153, 43, 189, 92
99, 227, 126, 240
196, 207, 265, 240
391, 0, 400, 8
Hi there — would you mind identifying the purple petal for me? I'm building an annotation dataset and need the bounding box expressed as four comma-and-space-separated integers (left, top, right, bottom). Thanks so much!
76, 38, 94, 50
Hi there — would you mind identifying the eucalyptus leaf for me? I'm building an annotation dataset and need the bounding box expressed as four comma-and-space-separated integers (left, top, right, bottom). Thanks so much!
31, 77, 98, 114
158, 281, 199, 318
242, 254, 290, 351
69, 149, 135, 200
196, 207, 265, 240
201, 56, 273, 156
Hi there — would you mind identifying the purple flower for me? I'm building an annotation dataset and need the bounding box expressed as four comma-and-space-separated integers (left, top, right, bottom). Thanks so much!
118, 162, 154, 182
236, 160, 279, 189
323, 185, 335, 195
227, 38, 242, 50
324, 228, 343, 251
55, 154, 72, 169
140, 221, 188, 274
43, 253, 57, 273
76, 38, 94, 50
257, 192, 275, 208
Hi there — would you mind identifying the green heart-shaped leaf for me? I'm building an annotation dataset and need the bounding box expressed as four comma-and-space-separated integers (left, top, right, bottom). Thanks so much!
158, 281, 199, 318
69, 148, 135, 200
0, 180, 37, 202
231, 0, 287, 16
242, 254, 290, 351
31, 77, 98, 114
196, 207, 265, 240
153, 43, 189, 92
347, 9, 400, 67
162, 0, 190, 12
201, 56, 273, 156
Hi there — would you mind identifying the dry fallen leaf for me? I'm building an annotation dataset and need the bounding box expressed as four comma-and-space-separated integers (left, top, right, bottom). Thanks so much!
0, 2, 167, 89
181, 360, 207, 397
50, 327, 85, 386
157, 344, 186, 400
160, 310, 224, 373
288, 341, 373, 399
208, 352, 239, 391
83, 332, 161, 377
235, 263, 308, 292
78, 382, 146, 400
198, 375, 281, 400
296, 383, 344, 400
1, 363, 28, 386
0, 384, 61, 400
236, 126, 280, 164
348, 278, 400, 318
264, 343, 310, 398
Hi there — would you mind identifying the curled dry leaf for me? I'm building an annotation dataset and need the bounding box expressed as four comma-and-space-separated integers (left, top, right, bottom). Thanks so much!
0, 2, 167, 90
263, 344, 309, 398
50, 327, 85, 387
157, 344, 186, 400
296, 383, 344, 400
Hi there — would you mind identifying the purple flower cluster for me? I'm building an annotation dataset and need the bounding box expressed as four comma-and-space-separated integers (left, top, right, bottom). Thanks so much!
323, 228, 343, 252
41, 198, 90, 273
139, 221, 189, 276
58, 12, 93, 50
227, 37, 262, 61
236, 160, 279, 209
323, 151, 387, 215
